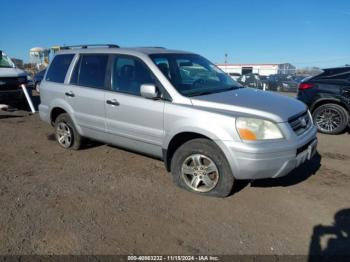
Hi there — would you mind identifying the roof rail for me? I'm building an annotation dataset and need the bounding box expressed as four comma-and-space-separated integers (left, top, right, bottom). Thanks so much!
139, 46, 166, 49
60, 44, 120, 50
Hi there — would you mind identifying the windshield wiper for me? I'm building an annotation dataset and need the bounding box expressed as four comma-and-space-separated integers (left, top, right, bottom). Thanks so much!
189, 86, 239, 97
188, 91, 215, 97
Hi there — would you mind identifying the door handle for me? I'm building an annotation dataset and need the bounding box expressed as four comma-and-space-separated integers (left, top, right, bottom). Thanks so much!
106, 99, 120, 106
65, 91, 75, 97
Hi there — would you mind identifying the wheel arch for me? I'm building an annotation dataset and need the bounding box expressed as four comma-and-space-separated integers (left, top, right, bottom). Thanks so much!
163, 132, 210, 172
50, 107, 67, 125
310, 98, 349, 113
163, 131, 235, 175
48, 100, 83, 135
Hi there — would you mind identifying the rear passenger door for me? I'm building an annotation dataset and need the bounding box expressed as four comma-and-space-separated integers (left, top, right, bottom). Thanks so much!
105, 55, 165, 156
67, 54, 109, 137
42, 54, 75, 110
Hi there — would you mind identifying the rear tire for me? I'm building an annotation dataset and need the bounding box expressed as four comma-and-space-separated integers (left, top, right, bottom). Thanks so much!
170, 138, 234, 198
312, 104, 349, 135
54, 113, 82, 150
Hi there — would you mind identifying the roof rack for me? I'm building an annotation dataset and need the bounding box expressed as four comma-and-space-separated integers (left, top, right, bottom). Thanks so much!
60, 44, 120, 50
139, 46, 166, 49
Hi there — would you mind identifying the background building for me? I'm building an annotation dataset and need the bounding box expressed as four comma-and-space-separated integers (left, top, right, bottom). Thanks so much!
29, 47, 50, 70
217, 63, 296, 76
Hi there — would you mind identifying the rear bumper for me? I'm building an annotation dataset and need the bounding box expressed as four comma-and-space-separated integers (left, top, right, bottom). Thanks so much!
38, 104, 50, 123
222, 125, 318, 180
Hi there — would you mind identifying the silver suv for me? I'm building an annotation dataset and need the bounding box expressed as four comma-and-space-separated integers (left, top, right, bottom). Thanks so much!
39, 44, 317, 197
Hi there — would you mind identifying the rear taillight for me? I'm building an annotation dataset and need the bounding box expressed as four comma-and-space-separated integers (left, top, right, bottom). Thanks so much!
298, 83, 314, 90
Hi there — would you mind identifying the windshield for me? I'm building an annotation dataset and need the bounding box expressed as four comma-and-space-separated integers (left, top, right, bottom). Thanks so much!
0, 52, 15, 68
150, 53, 241, 97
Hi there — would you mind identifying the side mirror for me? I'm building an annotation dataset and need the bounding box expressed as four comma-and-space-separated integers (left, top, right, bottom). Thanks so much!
140, 84, 159, 99
0, 51, 2, 59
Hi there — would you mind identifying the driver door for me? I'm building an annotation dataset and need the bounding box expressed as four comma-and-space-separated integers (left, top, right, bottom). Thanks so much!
105, 55, 165, 157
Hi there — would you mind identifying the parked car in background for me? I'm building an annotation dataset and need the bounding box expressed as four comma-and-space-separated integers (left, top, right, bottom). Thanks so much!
39, 44, 317, 197
228, 72, 241, 81
267, 74, 308, 92
237, 73, 264, 89
33, 69, 46, 92
297, 66, 350, 134
0, 50, 28, 106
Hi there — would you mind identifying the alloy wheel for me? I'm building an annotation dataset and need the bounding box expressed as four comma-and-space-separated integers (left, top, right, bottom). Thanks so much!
315, 108, 342, 133
181, 154, 219, 192
56, 122, 73, 148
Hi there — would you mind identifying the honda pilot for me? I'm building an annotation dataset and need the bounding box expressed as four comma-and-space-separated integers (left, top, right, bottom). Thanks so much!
39, 44, 318, 197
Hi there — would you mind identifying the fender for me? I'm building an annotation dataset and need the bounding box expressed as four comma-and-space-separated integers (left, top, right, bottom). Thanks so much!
162, 117, 241, 176
310, 96, 349, 112
162, 118, 239, 150
49, 98, 84, 135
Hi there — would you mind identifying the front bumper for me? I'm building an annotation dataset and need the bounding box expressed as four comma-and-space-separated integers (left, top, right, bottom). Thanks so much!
0, 90, 24, 104
222, 125, 318, 180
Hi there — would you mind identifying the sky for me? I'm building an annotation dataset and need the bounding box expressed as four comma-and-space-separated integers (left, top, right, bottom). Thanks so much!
1, 0, 350, 68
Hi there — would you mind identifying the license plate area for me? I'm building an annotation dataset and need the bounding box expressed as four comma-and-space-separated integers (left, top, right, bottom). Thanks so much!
296, 139, 317, 167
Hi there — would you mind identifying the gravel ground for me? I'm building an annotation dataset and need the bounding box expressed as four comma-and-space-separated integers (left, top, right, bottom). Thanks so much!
0, 101, 349, 257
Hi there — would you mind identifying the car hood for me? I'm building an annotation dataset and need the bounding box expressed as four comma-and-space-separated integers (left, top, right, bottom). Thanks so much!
0, 68, 27, 78
190, 88, 307, 123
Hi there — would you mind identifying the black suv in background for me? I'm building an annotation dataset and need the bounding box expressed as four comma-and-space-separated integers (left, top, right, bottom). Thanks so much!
297, 67, 350, 135
268, 74, 307, 92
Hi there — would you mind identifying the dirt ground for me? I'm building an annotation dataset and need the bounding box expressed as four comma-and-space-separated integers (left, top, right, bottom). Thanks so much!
0, 105, 349, 256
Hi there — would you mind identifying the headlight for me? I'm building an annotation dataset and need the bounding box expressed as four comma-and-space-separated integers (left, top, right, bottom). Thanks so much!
236, 117, 283, 141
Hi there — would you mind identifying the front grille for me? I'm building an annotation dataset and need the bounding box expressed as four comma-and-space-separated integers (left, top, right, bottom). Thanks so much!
0, 77, 24, 91
288, 111, 312, 135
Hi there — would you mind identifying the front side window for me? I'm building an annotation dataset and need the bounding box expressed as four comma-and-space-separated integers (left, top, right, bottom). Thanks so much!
46, 54, 74, 83
70, 54, 108, 89
150, 54, 241, 97
112, 56, 155, 96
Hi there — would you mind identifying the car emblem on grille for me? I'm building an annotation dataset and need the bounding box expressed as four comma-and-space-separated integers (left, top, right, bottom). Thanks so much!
0, 81, 6, 86
299, 116, 307, 128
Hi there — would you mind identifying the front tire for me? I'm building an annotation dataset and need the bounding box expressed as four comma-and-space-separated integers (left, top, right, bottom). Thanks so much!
54, 113, 82, 150
312, 104, 349, 135
171, 138, 234, 198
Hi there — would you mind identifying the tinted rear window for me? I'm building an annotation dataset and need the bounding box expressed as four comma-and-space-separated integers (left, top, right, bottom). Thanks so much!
45, 54, 74, 83
70, 54, 108, 89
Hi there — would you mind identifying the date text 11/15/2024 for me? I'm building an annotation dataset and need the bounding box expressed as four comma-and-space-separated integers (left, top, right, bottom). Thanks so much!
127, 255, 219, 261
